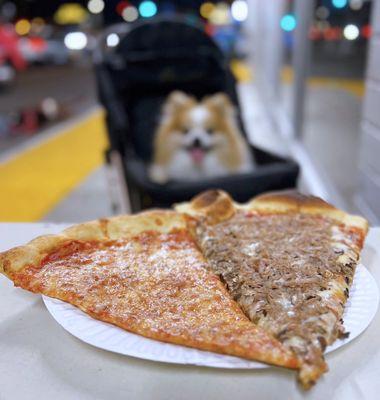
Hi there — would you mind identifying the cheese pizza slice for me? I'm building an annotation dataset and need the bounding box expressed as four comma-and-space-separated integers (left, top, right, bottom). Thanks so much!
0, 210, 298, 371
176, 190, 368, 388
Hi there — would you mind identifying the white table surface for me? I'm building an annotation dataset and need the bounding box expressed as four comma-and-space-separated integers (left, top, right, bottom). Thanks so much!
0, 223, 379, 400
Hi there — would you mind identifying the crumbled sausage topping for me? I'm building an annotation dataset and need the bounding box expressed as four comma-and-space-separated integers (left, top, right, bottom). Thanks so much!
196, 211, 360, 369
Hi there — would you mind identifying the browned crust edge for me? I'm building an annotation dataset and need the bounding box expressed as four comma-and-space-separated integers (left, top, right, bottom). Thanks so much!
0, 210, 186, 276
176, 189, 369, 238
248, 190, 368, 237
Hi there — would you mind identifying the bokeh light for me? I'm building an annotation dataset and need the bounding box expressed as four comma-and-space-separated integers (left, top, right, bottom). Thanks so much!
280, 14, 297, 32
116, 1, 129, 15
87, 0, 105, 14
231, 0, 248, 22
343, 24, 359, 40
324, 27, 342, 41
139, 1, 157, 18
200, 2, 214, 19
361, 24, 372, 39
64, 32, 88, 50
349, 0, 363, 10
15, 19, 31, 36
315, 6, 330, 20
54, 3, 88, 25
122, 6, 139, 22
1, 2, 17, 20
106, 33, 120, 47
332, 0, 347, 9
209, 2, 230, 25
31, 17, 45, 34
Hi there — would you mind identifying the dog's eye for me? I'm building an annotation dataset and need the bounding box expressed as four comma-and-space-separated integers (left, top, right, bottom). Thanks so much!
206, 128, 214, 134
182, 128, 189, 134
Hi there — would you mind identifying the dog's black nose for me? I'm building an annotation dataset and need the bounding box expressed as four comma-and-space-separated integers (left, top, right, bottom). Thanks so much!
193, 138, 202, 148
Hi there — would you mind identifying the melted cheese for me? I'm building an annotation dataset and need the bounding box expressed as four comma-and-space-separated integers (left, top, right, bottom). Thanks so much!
11, 230, 298, 369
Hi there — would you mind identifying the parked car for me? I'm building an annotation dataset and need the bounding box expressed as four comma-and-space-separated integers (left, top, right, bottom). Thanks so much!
18, 36, 70, 65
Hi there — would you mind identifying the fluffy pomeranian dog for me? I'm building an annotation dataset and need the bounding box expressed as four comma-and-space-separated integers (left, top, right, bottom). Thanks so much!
149, 91, 254, 184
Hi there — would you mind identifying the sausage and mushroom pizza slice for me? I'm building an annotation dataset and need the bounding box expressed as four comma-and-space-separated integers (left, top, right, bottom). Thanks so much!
176, 190, 368, 388
0, 210, 299, 370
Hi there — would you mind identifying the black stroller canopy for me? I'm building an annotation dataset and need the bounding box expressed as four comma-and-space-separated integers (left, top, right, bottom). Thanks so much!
98, 17, 241, 161
95, 16, 299, 211
110, 18, 228, 94
116, 20, 225, 94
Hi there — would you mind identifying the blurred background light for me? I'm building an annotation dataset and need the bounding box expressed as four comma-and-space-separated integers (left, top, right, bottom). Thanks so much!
315, 6, 330, 20
332, 0, 347, 9
349, 0, 363, 10
316, 20, 330, 31
324, 27, 342, 40
54, 3, 88, 25
1, 2, 17, 21
30, 17, 45, 34
122, 6, 139, 22
209, 2, 230, 25
231, 0, 248, 22
343, 24, 359, 40
31, 17, 45, 26
361, 24, 372, 39
15, 19, 31, 36
200, 2, 214, 19
116, 1, 129, 15
88, 0, 105, 14
106, 33, 120, 47
139, 1, 157, 18
64, 32, 88, 50
280, 14, 297, 32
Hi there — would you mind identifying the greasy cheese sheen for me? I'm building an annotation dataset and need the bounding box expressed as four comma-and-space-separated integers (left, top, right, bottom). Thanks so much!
11, 230, 298, 368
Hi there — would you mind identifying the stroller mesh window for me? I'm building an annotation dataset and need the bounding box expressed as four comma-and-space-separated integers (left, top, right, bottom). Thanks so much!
104, 20, 232, 161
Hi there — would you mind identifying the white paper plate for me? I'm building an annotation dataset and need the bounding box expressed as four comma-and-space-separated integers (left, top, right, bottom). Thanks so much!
43, 264, 379, 369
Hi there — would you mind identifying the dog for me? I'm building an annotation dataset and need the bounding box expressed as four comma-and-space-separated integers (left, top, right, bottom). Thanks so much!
149, 91, 254, 184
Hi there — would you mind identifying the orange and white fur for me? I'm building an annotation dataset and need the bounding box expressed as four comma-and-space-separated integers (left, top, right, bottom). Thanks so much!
149, 91, 254, 183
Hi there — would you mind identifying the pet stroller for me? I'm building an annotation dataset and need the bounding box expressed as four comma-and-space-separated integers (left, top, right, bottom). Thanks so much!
94, 16, 299, 213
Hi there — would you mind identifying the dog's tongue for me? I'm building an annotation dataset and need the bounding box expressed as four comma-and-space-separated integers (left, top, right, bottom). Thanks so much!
190, 147, 205, 164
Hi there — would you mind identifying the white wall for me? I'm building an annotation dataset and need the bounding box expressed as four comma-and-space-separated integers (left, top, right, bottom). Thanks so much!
357, 0, 380, 223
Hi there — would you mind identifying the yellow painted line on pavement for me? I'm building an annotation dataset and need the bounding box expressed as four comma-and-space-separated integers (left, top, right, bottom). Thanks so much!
281, 66, 365, 97
231, 59, 253, 83
309, 77, 365, 97
0, 109, 108, 222
232, 61, 364, 97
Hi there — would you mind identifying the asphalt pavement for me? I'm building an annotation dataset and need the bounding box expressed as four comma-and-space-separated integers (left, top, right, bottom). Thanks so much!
0, 63, 97, 154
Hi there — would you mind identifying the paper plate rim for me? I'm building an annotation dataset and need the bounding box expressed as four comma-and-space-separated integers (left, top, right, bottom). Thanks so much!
43, 263, 379, 369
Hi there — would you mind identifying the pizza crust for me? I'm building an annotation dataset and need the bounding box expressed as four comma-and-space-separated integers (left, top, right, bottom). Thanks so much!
0, 210, 186, 277
176, 189, 368, 236
249, 191, 368, 234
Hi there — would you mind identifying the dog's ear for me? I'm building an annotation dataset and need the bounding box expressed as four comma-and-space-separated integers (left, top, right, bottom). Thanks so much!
163, 91, 195, 117
203, 93, 235, 116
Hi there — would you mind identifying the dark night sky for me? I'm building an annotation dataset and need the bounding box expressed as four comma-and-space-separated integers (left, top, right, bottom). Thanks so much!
9, 0, 371, 26
11, 0, 223, 19
11, 0, 88, 19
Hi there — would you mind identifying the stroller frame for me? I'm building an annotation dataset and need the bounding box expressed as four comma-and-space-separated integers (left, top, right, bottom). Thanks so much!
94, 16, 299, 213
